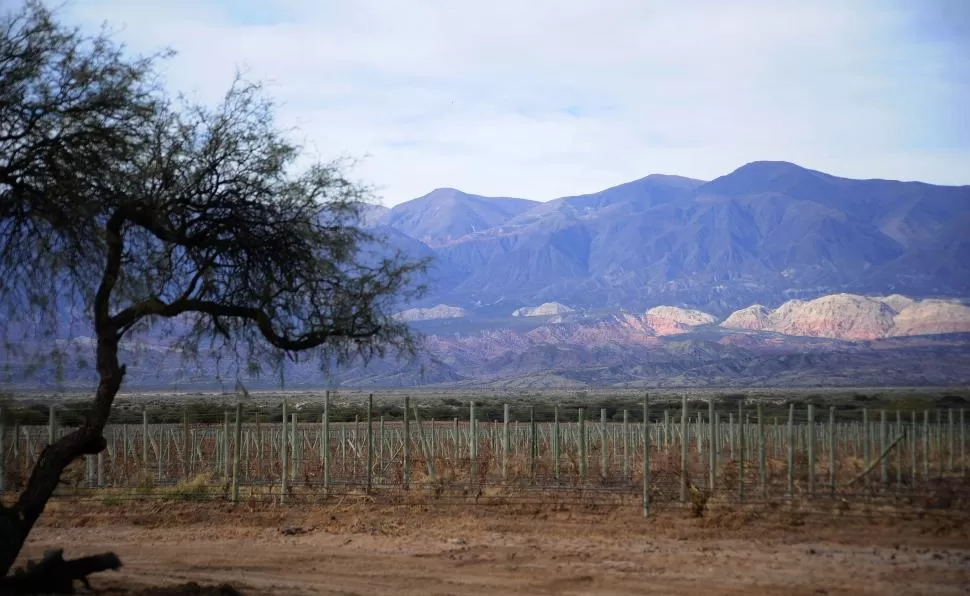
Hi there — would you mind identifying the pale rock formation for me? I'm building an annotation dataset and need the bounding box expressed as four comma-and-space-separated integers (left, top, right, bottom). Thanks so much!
721, 293, 970, 341
720, 305, 770, 331
512, 302, 576, 317
764, 294, 895, 340
394, 304, 468, 322
644, 305, 717, 336
892, 299, 970, 337
879, 294, 916, 313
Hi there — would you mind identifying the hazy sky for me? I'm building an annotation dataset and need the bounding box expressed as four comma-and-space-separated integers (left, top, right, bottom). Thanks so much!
45, 0, 970, 205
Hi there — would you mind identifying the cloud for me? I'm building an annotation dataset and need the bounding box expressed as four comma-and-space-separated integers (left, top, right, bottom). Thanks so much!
42, 0, 970, 204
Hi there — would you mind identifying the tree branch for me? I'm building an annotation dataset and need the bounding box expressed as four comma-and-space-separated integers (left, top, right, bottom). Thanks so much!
112, 297, 382, 351
93, 208, 126, 331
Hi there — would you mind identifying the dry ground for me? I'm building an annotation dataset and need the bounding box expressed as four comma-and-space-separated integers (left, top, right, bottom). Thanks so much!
15, 495, 970, 595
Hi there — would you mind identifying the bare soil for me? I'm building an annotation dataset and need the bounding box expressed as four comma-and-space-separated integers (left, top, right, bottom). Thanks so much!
16, 497, 970, 595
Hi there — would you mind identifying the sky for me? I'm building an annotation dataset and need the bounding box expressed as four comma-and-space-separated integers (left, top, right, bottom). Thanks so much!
36, 0, 970, 206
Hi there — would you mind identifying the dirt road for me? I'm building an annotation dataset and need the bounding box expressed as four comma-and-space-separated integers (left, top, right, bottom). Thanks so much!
17, 499, 970, 595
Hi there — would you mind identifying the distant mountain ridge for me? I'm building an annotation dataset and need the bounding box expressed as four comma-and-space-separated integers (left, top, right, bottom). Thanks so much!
377, 188, 538, 247
378, 161, 970, 315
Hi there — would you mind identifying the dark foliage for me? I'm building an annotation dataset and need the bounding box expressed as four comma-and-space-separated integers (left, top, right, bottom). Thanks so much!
0, 0, 427, 583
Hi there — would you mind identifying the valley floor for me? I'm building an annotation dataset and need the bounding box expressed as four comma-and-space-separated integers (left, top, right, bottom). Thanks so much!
17, 498, 970, 595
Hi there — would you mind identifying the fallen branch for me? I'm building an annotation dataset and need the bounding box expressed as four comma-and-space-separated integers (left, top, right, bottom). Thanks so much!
0, 548, 122, 594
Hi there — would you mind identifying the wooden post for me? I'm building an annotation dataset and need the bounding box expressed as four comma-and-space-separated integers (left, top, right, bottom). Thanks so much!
340, 417, 347, 474
923, 410, 930, 479
829, 406, 836, 495
623, 410, 630, 481
948, 408, 955, 474
11, 420, 18, 490
553, 405, 560, 481
366, 394, 373, 494
241, 420, 248, 482
231, 403, 242, 503
290, 412, 299, 482
142, 408, 149, 470
48, 404, 56, 445
378, 414, 385, 483
895, 410, 903, 490
255, 410, 263, 482
879, 409, 888, 485
403, 396, 411, 490
182, 407, 190, 480
280, 400, 288, 504
680, 395, 688, 503
411, 401, 436, 483
215, 426, 222, 479
738, 401, 745, 502
910, 410, 917, 488
714, 413, 720, 479
452, 417, 459, 459
807, 404, 815, 495
530, 406, 537, 484
600, 408, 608, 482
642, 393, 650, 518
961, 408, 966, 478
787, 403, 794, 497
708, 400, 716, 491
502, 403, 510, 482
664, 410, 671, 453
757, 402, 766, 497
578, 408, 587, 480
697, 411, 704, 458
773, 417, 779, 459
323, 391, 330, 495
353, 414, 360, 478
223, 411, 231, 483
936, 408, 946, 478
469, 401, 478, 488
862, 408, 870, 486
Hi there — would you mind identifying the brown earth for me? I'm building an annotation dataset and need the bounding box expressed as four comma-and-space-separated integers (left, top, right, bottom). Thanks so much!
16, 497, 970, 595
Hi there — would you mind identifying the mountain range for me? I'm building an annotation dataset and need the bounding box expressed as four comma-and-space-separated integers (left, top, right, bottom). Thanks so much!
3, 161, 970, 390
372, 160, 970, 315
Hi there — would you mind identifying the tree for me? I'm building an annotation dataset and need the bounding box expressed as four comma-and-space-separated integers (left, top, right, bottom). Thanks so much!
0, 1, 427, 587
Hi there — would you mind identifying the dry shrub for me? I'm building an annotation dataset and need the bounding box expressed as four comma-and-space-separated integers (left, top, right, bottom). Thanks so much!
689, 484, 711, 517
167, 473, 211, 501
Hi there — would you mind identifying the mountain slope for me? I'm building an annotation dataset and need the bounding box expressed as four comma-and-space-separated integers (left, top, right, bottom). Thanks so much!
388, 161, 969, 313
380, 188, 538, 247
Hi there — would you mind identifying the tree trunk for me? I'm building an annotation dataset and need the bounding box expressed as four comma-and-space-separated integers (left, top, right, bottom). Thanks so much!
0, 334, 125, 579
0, 211, 130, 582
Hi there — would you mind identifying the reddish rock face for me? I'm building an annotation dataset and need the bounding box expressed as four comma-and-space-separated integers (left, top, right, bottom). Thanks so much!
720, 294, 970, 341
720, 305, 770, 331
892, 300, 970, 337
414, 293, 970, 357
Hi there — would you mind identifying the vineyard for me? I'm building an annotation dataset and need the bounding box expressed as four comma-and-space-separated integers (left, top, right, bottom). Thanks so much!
2, 395, 968, 513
